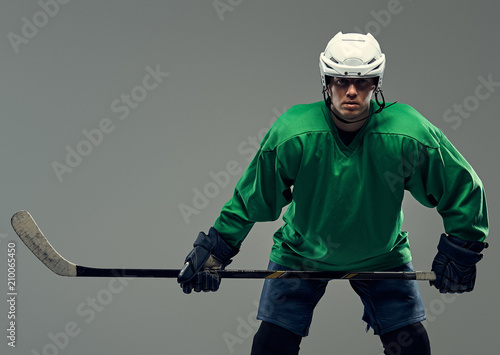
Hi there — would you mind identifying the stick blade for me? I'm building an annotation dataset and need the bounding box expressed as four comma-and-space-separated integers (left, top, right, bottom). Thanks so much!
11, 211, 77, 276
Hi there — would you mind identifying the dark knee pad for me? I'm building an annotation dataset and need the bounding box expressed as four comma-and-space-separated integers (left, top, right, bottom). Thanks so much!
380, 322, 431, 355
250, 321, 302, 355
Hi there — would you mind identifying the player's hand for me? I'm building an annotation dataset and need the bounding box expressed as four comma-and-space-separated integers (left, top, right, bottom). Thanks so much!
177, 228, 238, 294
430, 234, 488, 293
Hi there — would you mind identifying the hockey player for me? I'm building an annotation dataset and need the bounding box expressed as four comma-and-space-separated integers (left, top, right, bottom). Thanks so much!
177, 32, 489, 355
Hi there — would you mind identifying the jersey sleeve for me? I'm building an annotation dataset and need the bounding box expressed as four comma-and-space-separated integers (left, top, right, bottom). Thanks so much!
213, 139, 301, 248
404, 134, 489, 242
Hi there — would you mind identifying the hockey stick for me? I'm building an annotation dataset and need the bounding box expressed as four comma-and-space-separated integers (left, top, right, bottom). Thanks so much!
11, 210, 436, 281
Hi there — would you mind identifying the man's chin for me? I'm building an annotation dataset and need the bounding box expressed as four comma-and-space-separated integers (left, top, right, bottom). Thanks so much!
338, 110, 361, 120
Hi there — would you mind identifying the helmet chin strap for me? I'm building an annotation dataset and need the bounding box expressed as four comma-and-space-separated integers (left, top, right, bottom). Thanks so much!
322, 88, 389, 124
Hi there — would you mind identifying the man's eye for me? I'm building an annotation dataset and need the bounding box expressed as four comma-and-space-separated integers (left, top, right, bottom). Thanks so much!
357, 80, 375, 89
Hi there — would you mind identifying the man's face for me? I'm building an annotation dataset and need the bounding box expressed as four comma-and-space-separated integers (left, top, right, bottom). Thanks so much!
327, 77, 376, 121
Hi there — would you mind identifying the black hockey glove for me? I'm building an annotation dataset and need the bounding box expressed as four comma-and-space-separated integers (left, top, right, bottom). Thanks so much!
430, 234, 488, 293
177, 227, 238, 294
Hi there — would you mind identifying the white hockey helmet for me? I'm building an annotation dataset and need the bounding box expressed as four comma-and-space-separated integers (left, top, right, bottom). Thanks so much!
319, 32, 385, 92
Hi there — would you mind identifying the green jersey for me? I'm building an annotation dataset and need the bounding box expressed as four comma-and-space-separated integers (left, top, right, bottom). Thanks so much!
213, 101, 489, 271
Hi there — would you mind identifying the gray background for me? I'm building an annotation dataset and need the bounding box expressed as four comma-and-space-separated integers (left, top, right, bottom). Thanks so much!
1, 1, 498, 354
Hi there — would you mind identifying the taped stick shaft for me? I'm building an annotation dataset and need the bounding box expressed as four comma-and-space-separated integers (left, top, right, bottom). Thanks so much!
77, 266, 436, 280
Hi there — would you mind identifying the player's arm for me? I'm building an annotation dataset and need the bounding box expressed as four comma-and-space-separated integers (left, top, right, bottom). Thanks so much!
404, 134, 489, 293
178, 139, 300, 293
